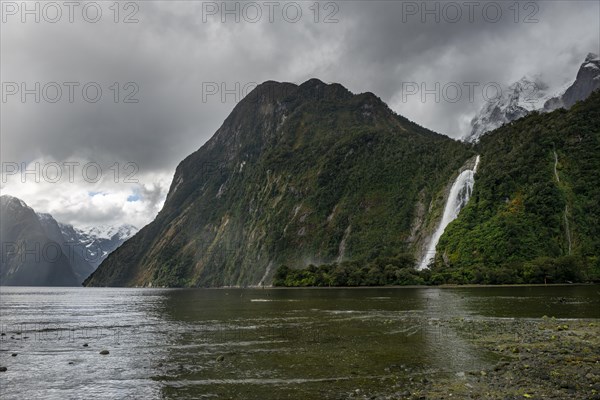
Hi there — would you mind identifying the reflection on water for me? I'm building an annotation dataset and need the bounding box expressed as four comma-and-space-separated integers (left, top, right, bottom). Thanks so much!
0, 285, 598, 399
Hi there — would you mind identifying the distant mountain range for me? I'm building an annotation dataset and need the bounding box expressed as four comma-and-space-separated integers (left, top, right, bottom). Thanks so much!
56, 222, 138, 269
0, 195, 137, 286
466, 53, 600, 142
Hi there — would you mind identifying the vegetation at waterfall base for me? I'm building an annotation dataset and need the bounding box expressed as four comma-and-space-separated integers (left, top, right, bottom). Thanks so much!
273, 254, 598, 286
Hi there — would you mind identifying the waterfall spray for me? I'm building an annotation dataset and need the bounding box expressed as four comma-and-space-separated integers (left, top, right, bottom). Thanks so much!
418, 156, 480, 270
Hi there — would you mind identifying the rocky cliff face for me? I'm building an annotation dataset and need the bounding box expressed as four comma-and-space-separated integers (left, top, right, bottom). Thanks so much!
36, 212, 95, 283
85, 79, 473, 287
545, 53, 600, 111
0, 196, 79, 286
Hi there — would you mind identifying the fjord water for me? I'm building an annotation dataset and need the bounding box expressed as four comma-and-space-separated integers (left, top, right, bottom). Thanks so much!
1, 286, 598, 399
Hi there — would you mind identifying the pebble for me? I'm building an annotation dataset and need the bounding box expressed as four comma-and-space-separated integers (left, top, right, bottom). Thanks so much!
99, 350, 109, 355
0, 367, 7, 372
11, 353, 17, 357
494, 362, 509, 371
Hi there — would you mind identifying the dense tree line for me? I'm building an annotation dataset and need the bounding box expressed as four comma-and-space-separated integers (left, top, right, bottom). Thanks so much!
273, 254, 598, 287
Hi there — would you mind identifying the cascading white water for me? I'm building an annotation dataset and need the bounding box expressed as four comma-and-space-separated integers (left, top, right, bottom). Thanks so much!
418, 156, 480, 270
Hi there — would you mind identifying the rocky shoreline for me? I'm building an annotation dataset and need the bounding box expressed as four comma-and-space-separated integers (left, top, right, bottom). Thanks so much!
364, 317, 600, 400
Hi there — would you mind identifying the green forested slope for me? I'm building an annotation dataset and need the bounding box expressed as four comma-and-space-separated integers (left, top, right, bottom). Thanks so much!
434, 91, 600, 284
85, 79, 471, 287
274, 91, 600, 287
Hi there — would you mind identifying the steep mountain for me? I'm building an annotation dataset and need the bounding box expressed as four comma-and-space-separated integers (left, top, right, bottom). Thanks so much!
466, 53, 600, 142
0, 195, 136, 285
37, 212, 95, 282
58, 223, 138, 269
544, 53, 600, 111
435, 90, 600, 283
85, 79, 474, 287
0, 196, 79, 286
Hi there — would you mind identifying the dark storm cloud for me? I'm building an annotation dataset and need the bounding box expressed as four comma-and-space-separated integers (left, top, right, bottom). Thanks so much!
1, 0, 598, 227
320, 1, 599, 135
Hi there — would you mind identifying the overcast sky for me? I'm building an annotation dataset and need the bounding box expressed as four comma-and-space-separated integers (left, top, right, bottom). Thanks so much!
1, 0, 598, 229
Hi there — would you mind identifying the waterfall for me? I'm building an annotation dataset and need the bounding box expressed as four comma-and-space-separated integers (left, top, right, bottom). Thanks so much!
337, 225, 352, 263
554, 151, 572, 255
418, 156, 480, 270
564, 205, 572, 255
553, 151, 560, 183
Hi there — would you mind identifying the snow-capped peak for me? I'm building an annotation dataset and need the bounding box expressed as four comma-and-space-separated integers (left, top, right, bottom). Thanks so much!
58, 222, 138, 268
465, 75, 552, 142
465, 52, 600, 142
77, 224, 138, 240
508, 75, 552, 111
